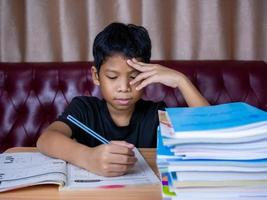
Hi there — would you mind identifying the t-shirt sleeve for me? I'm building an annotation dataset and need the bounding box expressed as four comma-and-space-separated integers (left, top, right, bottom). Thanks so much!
57, 96, 93, 137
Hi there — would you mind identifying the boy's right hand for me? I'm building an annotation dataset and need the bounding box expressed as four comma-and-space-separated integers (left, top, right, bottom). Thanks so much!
80, 141, 137, 177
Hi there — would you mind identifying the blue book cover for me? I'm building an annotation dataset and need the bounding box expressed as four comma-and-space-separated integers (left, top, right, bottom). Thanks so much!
166, 102, 267, 132
157, 127, 175, 157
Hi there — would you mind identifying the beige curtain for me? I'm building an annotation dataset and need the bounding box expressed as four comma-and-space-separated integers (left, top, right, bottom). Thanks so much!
0, 0, 266, 62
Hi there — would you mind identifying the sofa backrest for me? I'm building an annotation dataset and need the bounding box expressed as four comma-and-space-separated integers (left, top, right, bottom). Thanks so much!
1, 60, 267, 152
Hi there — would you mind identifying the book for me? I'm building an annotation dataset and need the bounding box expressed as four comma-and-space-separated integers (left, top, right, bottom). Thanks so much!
170, 179, 267, 188
0, 149, 160, 192
172, 186, 267, 200
156, 103, 267, 200
162, 102, 267, 145
166, 102, 267, 132
172, 171, 267, 182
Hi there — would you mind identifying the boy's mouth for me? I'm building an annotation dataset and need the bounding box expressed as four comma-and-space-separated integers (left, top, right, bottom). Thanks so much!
114, 98, 132, 105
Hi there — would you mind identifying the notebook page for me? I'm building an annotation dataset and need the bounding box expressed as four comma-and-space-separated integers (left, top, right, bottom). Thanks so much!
0, 152, 67, 191
63, 148, 160, 190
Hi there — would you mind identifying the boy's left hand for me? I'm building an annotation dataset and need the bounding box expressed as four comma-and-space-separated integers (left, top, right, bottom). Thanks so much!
127, 58, 184, 90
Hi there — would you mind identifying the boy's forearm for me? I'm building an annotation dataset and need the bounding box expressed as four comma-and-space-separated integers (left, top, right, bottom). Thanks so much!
175, 72, 210, 107
36, 131, 91, 167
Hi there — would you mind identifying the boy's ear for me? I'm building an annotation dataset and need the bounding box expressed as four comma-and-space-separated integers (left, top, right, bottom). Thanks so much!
91, 66, 100, 85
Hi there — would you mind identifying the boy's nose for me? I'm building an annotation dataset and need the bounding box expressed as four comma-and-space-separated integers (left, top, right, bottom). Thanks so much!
118, 79, 131, 92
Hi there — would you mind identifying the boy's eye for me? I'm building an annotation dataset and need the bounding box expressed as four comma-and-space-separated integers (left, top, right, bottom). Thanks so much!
130, 74, 138, 79
106, 76, 117, 79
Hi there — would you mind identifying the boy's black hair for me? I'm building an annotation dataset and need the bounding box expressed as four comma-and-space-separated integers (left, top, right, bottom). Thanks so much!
93, 22, 151, 71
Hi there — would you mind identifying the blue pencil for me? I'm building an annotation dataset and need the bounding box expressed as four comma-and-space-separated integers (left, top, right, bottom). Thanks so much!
67, 115, 110, 144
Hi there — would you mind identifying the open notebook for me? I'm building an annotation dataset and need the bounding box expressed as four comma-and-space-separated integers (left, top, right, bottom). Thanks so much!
0, 149, 160, 192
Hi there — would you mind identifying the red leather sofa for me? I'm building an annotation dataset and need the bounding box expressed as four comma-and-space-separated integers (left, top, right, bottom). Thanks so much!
1, 60, 267, 152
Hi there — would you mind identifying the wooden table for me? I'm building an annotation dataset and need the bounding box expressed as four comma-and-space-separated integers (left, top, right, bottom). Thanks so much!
0, 147, 162, 200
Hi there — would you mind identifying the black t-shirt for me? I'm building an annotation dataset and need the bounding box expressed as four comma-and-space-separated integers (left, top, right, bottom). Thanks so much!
58, 96, 166, 148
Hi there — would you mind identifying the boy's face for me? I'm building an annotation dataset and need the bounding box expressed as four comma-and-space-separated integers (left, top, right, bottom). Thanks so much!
91, 54, 143, 113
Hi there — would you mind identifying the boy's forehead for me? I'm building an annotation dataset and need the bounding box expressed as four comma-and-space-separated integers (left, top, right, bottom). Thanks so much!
101, 55, 137, 72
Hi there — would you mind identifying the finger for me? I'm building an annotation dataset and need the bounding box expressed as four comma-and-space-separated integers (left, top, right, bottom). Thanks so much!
108, 153, 137, 165
102, 171, 126, 177
130, 70, 157, 85
127, 59, 153, 72
131, 58, 154, 68
132, 58, 147, 66
111, 140, 135, 149
106, 163, 135, 173
136, 76, 157, 90
108, 143, 135, 156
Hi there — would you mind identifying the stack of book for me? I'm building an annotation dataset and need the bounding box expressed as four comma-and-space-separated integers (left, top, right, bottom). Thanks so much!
157, 102, 267, 200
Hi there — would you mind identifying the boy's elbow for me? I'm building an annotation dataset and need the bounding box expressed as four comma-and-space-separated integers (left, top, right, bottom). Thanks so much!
36, 130, 49, 151
197, 96, 210, 107
36, 121, 72, 150
202, 99, 210, 106
36, 132, 43, 150
189, 99, 210, 107
198, 101, 210, 107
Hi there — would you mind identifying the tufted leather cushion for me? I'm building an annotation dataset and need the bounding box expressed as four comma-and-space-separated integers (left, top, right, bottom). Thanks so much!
1, 60, 267, 152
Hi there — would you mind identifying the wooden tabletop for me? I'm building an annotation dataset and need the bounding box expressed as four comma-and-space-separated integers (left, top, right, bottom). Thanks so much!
0, 147, 162, 200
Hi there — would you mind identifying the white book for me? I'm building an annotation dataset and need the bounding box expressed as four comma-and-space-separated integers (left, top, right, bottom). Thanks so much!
163, 132, 267, 145
168, 165, 267, 172
165, 159, 267, 168
0, 149, 160, 192
172, 149, 267, 160
174, 185, 267, 194
174, 171, 267, 182
170, 139, 267, 150
164, 121, 267, 139
163, 185, 267, 200
171, 179, 267, 188
173, 187, 267, 200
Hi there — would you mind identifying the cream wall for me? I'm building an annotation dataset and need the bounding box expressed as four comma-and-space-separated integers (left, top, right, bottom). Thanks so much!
0, 0, 266, 62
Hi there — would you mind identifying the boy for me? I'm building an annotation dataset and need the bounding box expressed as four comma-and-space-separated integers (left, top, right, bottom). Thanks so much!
37, 22, 209, 177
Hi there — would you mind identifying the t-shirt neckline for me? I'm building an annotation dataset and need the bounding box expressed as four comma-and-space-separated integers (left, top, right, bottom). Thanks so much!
101, 99, 140, 129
